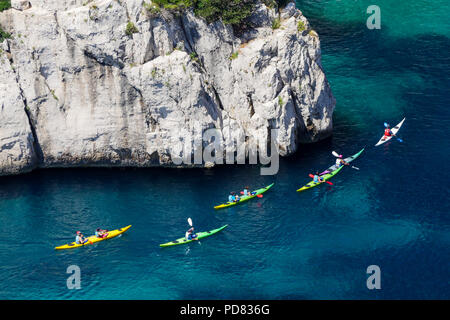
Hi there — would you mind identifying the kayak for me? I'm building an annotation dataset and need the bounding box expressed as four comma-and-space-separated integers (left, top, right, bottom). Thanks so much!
159, 225, 228, 247
320, 148, 365, 175
55, 225, 132, 250
296, 166, 344, 193
214, 183, 274, 210
375, 118, 405, 146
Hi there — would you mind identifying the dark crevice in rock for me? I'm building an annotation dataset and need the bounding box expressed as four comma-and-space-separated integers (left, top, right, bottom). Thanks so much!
128, 81, 157, 131
144, 19, 157, 64
83, 49, 125, 69
288, 87, 306, 141
53, 11, 60, 35
288, 87, 301, 121
210, 84, 224, 111
178, 14, 224, 117
18, 78, 44, 163
178, 15, 193, 53
6, 45, 43, 164
247, 93, 255, 117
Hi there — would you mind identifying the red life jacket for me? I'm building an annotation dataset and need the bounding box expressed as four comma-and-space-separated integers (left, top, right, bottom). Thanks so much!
384, 128, 391, 136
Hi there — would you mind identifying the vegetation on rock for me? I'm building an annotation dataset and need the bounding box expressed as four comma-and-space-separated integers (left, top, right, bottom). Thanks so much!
0, 0, 11, 12
146, 0, 291, 26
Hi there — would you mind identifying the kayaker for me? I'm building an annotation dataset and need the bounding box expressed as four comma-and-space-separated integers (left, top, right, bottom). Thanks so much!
243, 186, 256, 196
228, 193, 234, 203
95, 228, 108, 238
335, 155, 349, 168
313, 172, 324, 183
185, 227, 198, 241
75, 231, 88, 244
384, 124, 396, 138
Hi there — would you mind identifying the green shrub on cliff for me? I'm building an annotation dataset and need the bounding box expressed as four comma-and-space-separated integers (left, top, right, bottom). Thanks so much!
125, 22, 139, 36
0, 28, 11, 42
148, 0, 254, 25
148, 0, 290, 26
297, 20, 305, 32
195, 0, 255, 25
0, 0, 11, 12
143, 0, 293, 30
272, 17, 280, 29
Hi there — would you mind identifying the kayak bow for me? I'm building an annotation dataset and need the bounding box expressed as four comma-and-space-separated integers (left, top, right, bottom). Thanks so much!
55, 225, 132, 250
214, 183, 274, 210
159, 225, 228, 247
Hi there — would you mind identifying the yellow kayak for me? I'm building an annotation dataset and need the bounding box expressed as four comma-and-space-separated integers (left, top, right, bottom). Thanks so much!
55, 225, 132, 250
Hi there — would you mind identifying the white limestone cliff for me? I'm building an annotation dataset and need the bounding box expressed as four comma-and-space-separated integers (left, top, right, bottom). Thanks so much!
0, 1, 335, 175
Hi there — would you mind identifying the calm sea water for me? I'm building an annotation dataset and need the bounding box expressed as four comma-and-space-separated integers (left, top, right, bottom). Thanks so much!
0, 1, 449, 299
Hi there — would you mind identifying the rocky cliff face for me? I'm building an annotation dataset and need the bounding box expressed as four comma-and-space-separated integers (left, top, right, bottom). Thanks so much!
0, 0, 335, 175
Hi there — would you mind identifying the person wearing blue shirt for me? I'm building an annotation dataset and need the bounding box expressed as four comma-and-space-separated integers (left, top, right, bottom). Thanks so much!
313, 172, 324, 183
228, 192, 240, 202
75, 231, 88, 244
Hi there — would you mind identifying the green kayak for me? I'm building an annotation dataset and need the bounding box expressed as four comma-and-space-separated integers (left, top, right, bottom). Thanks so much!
214, 183, 274, 210
297, 148, 365, 193
159, 225, 228, 247
296, 166, 344, 192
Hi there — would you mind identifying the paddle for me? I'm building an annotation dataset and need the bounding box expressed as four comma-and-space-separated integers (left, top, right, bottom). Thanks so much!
384, 122, 403, 142
309, 174, 333, 185
332, 151, 341, 158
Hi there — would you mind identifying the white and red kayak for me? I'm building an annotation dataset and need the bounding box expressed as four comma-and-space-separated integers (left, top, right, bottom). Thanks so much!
375, 118, 405, 146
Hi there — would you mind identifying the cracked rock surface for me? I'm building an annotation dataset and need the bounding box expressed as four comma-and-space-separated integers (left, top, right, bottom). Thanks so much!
0, 1, 335, 175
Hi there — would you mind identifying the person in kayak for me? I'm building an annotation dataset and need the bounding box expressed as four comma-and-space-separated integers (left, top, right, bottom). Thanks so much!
335, 155, 349, 168
242, 187, 256, 197
384, 124, 397, 138
185, 227, 198, 241
229, 192, 240, 202
75, 231, 88, 244
95, 228, 108, 238
313, 172, 324, 183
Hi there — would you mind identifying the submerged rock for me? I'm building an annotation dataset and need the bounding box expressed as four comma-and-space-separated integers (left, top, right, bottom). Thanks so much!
0, 1, 335, 175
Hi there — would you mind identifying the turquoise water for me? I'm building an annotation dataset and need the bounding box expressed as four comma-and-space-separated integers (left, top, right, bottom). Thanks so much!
0, 1, 449, 299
